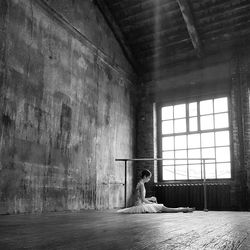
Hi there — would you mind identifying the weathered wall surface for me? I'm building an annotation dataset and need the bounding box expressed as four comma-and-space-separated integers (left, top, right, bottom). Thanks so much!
0, 0, 136, 214
136, 50, 250, 210
231, 50, 250, 210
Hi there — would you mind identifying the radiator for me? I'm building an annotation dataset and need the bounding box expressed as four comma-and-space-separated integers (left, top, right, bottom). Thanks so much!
155, 183, 231, 210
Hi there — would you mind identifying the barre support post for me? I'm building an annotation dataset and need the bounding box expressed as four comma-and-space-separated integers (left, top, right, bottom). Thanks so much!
203, 159, 208, 212
124, 160, 127, 208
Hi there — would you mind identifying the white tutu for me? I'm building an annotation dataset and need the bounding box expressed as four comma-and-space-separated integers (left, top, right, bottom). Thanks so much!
117, 203, 164, 214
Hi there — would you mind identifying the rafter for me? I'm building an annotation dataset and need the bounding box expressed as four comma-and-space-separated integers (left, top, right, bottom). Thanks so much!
111, 0, 175, 11
192, 0, 249, 12
129, 30, 188, 51
136, 38, 191, 59
198, 6, 250, 32
94, 0, 138, 72
120, 10, 180, 31
128, 26, 187, 46
118, 2, 178, 25
202, 18, 250, 40
195, 1, 250, 20
177, 0, 202, 57
122, 15, 184, 34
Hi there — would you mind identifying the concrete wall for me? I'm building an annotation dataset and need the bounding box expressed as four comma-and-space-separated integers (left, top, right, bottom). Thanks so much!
0, 0, 136, 214
136, 50, 250, 210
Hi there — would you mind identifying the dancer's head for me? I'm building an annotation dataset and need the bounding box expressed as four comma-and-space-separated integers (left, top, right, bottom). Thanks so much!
141, 169, 152, 183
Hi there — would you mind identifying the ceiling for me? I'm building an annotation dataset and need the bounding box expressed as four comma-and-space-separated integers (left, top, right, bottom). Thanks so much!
96, 0, 250, 83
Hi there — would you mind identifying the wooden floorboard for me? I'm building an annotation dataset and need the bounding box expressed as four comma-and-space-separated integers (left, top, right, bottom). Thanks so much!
0, 210, 250, 249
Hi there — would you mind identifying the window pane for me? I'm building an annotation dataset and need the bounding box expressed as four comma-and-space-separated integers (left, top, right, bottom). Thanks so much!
176, 160, 187, 166
188, 149, 201, 159
163, 151, 174, 158
200, 115, 214, 130
162, 106, 173, 120
175, 150, 187, 168
174, 104, 186, 118
162, 151, 174, 165
175, 150, 187, 159
216, 147, 230, 162
205, 159, 216, 165
204, 163, 216, 179
162, 137, 174, 150
215, 131, 230, 146
189, 102, 197, 116
217, 163, 231, 178
162, 120, 173, 134
163, 166, 175, 180
174, 118, 186, 133
188, 133, 200, 148
176, 165, 187, 180
189, 117, 198, 131
214, 97, 228, 113
163, 160, 174, 165
189, 164, 201, 179
200, 100, 213, 115
175, 135, 187, 150
175, 150, 187, 165
201, 132, 215, 147
214, 113, 229, 129
188, 159, 200, 165
202, 147, 215, 158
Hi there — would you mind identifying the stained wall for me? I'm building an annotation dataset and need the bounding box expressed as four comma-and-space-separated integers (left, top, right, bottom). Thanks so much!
0, 0, 136, 214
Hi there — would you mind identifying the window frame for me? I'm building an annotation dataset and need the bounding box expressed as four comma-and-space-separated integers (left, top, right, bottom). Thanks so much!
157, 94, 233, 183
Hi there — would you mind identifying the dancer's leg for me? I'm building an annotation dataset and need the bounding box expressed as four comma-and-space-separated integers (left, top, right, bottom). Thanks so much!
161, 206, 195, 213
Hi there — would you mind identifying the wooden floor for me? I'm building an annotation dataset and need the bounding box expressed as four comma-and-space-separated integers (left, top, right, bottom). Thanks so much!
0, 210, 250, 250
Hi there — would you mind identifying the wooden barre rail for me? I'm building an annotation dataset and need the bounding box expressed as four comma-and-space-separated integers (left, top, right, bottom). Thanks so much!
115, 158, 216, 161
116, 157, 216, 211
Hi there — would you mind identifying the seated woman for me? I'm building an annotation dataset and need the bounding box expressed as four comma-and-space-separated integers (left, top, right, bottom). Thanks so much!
118, 169, 195, 214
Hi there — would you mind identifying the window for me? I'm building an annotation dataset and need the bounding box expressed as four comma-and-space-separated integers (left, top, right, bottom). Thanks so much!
160, 97, 231, 181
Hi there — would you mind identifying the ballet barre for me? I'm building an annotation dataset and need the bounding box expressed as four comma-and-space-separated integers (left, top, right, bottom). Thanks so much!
115, 158, 216, 211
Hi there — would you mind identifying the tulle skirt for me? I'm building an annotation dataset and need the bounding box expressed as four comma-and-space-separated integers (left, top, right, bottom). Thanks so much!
117, 203, 164, 214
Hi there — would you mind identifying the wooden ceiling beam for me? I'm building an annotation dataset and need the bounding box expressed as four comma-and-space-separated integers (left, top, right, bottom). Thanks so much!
194, 1, 250, 20
122, 16, 184, 34
197, 5, 250, 29
192, 0, 248, 12
141, 46, 194, 67
118, 2, 178, 25
128, 26, 187, 45
94, 0, 138, 72
122, 9, 182, 31
132, 32, 189, 52
107, 0, 156, 16
198, 13, 250, 37
177, 0, 202, 57
111, 0, 175, 10
136, 39, 191, 58
129, 30, 188, 50
203, 30, 250, 48
112, 1, 177, 20
191, 0, 245, 4
202, 19, 250, 40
